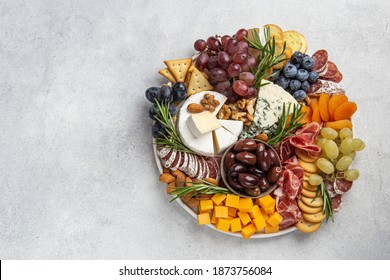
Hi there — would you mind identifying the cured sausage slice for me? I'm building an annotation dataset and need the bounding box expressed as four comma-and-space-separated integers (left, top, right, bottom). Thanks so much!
307, 80, 322, 93
327, 71, 343, 83
334, 178, 353, 194
331, 195, 343, 212
312, 50, 328, 71
320, 61, 338, 79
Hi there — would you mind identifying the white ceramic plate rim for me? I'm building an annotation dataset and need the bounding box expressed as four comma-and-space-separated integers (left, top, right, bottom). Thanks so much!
153, 141, 297, 238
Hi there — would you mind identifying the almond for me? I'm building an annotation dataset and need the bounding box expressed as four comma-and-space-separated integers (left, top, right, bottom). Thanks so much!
185, 177, 193, 187
166, 182, 176, 194
159, 173, 176, 183
171, 169, 185, 177
204, 177, 219, 186
255, 133, 269, 142
187, 198, 200, 208
176, 173, 186, 187
187, 103, 205, 113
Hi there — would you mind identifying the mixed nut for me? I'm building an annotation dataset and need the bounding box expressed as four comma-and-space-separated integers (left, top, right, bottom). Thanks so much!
222, 139, 283, 197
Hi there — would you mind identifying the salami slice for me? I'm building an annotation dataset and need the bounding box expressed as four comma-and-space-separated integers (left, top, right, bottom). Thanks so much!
320, 61, 338, 79
307, 80, 322, 93
334, 178, 353, 194
331, 195, 343, 212
327, 70, 343, 83
317, 62, 328, 76
312, 50, 328, 71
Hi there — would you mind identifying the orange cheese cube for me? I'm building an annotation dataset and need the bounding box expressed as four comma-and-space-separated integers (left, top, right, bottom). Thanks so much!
228, 207, 237, 217
257, 195, 275, 209
237, 212, 251, 226
260, 208, 269, 220
198, 213, 211, 225
199, 200, 213, 213
214, 206, 228, 218
241, 224, 257, 240
252, 215, 266, 231
216, 218, 230, 232
230, 218, 242, 232
212, 194, 226, 205
264, 204, 275, 215
265, 225, 279, 233
211, 210, 217, 224
225, 194, 240, 208
238, 198, 253, 212
249, 205, 262, 219
226, 216, 234, 221
267, 212, 283, 227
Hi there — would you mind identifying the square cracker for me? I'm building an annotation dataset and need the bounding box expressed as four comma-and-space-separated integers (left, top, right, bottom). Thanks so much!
187, 67, 213, 95
164, 58, 192, 82
158, 68, 176, 83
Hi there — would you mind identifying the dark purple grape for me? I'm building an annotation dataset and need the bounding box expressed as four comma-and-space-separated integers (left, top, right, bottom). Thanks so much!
207, 56, 219, 70
194, 39, 207, 52
226, 87, 240, 103
246, 87, 257, 98
158, 85, 173, 103
145, 87, 160, 103
225, 38, 238, 55
217, 51, 231, 68
227, 63, 242, 77
149, 104, 158, 119
233, 80, 248, 97
237, 41, 249, 53
232, 52, 248, 65
207, 36, 221, 51
209, 68, 228, 82
172, 82, 187, 102
239, 72, 255, 86
235, 29, 249, 42
221, 35, 232, 48
195, 52, 209, 71
247, 57, 257, 69
214, 80, 231, 94
152, 122, 166, 138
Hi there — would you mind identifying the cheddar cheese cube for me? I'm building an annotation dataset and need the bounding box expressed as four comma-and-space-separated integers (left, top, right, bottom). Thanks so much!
252, 215, 266, 231
238, 198, 253, 213
212, 194, 226, 205
267, 212, 283, 227
199, 200, 213, 213
216, 218, 230, 232
260, 208, 269, 220
241, 224, 257, 240
264, 204, 275, 215
257, 195, 275, 209
214, 206, 228, 218
228, 207, 237, 217
198, 213, 211, 225
237, 212, 251, 226
211, 210, 217, 224
249, 205, 262, 219
230, 218, 242, 232
265, 225, 279, 233
225, 194, 240, 208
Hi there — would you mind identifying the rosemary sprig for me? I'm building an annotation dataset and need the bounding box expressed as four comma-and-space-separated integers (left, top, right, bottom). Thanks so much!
154, 100, 194, 153
316, 182, 334, 222
267, 103, 306, 146
170, 180, 230, 202
245, 27, 288, 89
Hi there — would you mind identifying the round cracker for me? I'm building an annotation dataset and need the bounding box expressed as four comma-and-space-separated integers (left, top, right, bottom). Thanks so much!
296, 218, 321, 233
301, 187, 318, 198
301, 195, 324, 208
298, 159, 319, 173
303, 211, 326, 223
302, 181, 319, 192
295, 149, 318, 163
263, 24, 284, 44
283, 30, 303, 54
298, 199, 323, 214
304, 171, 317, 178
299, 32, 307, 53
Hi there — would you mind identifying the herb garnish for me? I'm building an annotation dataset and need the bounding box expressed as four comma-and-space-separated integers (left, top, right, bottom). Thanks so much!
267, 103, 306, 146
154, 100, 194, 154
169, 180, 230, 202
245, 26, 288, 89
316, 182, 334, 222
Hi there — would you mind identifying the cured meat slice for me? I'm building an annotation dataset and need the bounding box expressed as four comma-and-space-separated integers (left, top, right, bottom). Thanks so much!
283, 156, 304, 179
334, 178, 353, 194
170, 151, 181, 170
331, 195, 343, 212
320, 61, 338, 79
317, 62, 328, 76
278, 138, 295, 162
307, 80, 322, 93
324, 178, 337, 198
327, 71, 343, 83
312, 50, 328, 71
278, 169, 301, 200
276, 196, 302, 228
311, 80, 345, 95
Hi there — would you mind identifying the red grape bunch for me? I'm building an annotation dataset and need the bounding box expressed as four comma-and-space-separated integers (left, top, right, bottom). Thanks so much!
193, 29, 258, 103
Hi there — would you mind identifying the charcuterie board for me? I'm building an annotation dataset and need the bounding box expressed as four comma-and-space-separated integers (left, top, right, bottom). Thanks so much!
146, 24, 365, 239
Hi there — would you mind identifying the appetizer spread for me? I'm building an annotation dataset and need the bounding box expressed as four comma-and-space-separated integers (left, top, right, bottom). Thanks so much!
145, 24, 365, 239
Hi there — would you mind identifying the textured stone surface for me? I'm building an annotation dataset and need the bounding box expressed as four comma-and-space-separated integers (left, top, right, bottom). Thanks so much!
0, 0, 389, 259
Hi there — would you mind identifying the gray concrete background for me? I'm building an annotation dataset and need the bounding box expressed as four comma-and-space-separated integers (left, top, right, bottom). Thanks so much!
0, 0, 389, 259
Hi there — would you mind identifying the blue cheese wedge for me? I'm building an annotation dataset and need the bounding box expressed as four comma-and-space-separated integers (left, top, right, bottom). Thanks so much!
240, 80, 298, 139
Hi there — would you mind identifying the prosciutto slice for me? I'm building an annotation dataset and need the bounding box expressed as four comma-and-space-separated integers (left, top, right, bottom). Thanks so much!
276, 196, 302, 229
